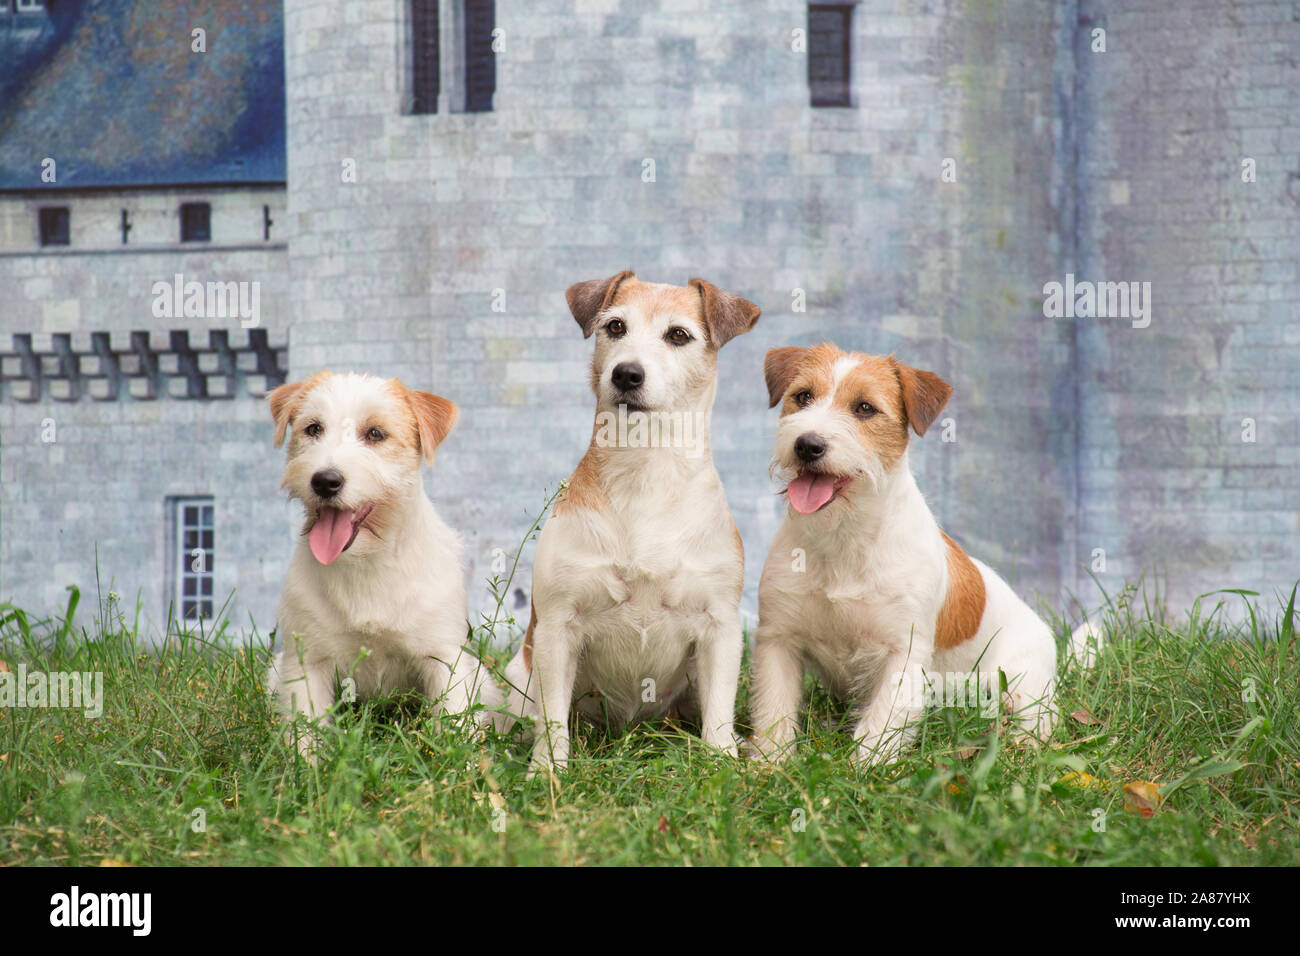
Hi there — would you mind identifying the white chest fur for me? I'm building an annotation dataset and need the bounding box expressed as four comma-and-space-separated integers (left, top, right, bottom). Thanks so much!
533, 451, 742, 717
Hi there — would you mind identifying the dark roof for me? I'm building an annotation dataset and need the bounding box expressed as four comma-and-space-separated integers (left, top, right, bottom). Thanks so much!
0, 0, 284, 190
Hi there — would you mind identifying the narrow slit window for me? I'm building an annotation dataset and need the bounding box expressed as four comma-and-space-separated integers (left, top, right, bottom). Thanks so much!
808, 4, 852, 108
463, 0, 496, 113
174, 497, 215, 622
411, 0, 440, 114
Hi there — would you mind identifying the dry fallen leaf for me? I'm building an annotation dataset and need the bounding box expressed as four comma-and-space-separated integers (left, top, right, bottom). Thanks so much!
656, 816, 669, 834
1122, 781, 1163, 817
478, 756, 503, 794
1059, 771, 1109, 791
1070, 709, 1099, 726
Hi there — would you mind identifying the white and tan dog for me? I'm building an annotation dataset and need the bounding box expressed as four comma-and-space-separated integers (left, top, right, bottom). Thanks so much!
749, 343, 1089, 767
265, 371, 501, 756
504, 272, 760, 775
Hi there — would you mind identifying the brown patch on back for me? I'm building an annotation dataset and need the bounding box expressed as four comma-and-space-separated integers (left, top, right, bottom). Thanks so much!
935, 532, 986, 650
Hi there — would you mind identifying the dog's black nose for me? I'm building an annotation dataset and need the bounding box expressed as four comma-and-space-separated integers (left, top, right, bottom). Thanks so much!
611, 362, 645, 392
794, 434, 827, 463
311, 469, 345, 499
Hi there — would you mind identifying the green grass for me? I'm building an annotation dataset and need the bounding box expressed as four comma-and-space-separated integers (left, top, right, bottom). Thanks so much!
0, 579, 1296, 866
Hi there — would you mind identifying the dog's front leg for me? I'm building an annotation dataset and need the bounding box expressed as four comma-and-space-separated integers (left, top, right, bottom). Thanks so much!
527, 621, 578, 778
269, 643, 336, 761
693, 613, 742, 756
746, 633, 804, 762
417, 648, 501, 734
853, 651, 927, 768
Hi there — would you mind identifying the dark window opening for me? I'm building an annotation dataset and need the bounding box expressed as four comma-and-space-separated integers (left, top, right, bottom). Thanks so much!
38, 206, 69, 246
180, 202, 211, 242
464, 0, 496, 113
809, 4, 852, 107
173, 497, 215, 622
411, 0, 440, 114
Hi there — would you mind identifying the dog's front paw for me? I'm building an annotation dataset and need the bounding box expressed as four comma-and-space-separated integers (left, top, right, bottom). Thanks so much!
852, 728, 906, 770
700, 726, 741, 759
744, 739, 774, 764
284, 726, 321, 766
745, 731, 794, 764
525, 752, 567, 781
526, 731, 570, 780
1005, 697, 1057, 747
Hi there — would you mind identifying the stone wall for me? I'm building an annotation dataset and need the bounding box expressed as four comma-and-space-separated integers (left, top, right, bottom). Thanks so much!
3, 0, 1297, 637
1075, 0, 1300, 612
0, 185, 288, 631
284, 0, 1078, 628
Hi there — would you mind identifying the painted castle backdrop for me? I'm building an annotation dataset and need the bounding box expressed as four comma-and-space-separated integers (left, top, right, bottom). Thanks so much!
2, 0, 1297, 638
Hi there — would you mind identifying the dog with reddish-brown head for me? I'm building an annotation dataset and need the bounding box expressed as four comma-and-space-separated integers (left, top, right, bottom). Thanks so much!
748, 344, 1096, 767
265, 371, 502, 758
503, 272, 760, 776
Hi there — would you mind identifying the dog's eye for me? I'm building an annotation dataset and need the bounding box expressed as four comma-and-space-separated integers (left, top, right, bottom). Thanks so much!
365, 427, 385, 443
855, 401, 878, 418
303, 422, 323, 438
793, 390, 814, 408
605, 319, 627, 337
665, 327, 692, 346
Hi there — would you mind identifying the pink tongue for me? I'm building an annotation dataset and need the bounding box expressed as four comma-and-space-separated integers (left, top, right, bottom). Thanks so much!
309, 507, 356, 565
787, 472, 837, 514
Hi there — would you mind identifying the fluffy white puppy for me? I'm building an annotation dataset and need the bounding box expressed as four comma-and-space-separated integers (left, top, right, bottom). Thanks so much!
265, 371, 501, 756
749, 344, 1098, 767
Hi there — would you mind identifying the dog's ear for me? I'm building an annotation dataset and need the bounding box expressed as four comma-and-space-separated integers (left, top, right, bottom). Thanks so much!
890, 358, 952, 436
406, 389, 458, 463
689, 278, 761, 348
566, 270, 635, 337
764, 346, 809, 408
269, 379, 311, 447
